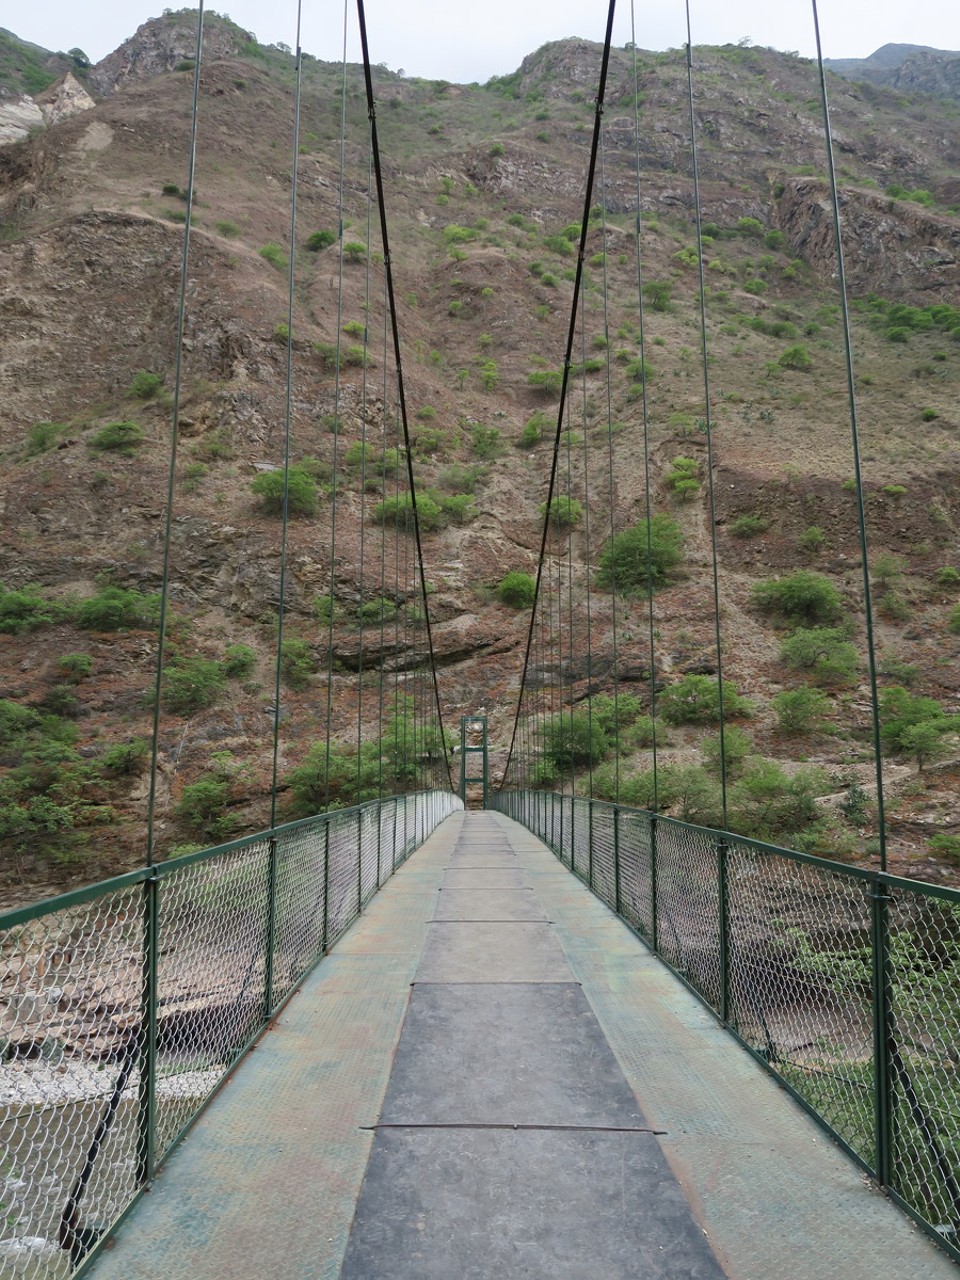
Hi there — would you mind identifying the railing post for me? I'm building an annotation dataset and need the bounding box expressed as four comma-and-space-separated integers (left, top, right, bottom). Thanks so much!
322, 819, 331, 953
613, 805, 621, 916
264, 835, 279, 1017
137, 870, 160, 1187
718, 837, 730, 1024
871, 882, 893, 1187
357, 807, 364, 913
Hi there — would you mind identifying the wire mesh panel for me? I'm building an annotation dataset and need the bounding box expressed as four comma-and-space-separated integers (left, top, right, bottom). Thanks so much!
153, 841, 271, 1162
652, 821, 722, 1013
271, 820, 327, 1009
559, 796, 574, 869
571, 799, 590, 883
378, 799, 396, 886
887, 887, 960, 1242
359, 806, 379, 907
724, 842, 875, 1166
326, 810, 360, 948
1, 882, 146, 1279
617, 808, 653, 940
590, 802, 616, 909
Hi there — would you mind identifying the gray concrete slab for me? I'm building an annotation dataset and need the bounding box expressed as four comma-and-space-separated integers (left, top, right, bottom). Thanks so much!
338, 1127, 726, 1280
447, 852, 518, 868
441, 868, 528, 889
380, 982, 647, 1127
432, 887, 546, 921
415, 921, 573, 983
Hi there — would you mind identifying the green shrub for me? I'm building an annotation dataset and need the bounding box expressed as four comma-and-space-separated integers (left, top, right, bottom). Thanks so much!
250, 466, 319, 516
728, 760, 826, 843
799, 525, 826, 553
879, 686, 946, 755
25, 422, 66, 455
772, 687, 830, 733
780, 627, 858, 684
215, 220, 240, 237
701, 725, 753, 777
596, 515, 684, 593
660, 674, 747, 725
498, 571, 536, 608
539, 496, 582, 528
752, 571, 842, 625
222, 643, 256, 678
928, 832, 960, 864
528, 369, 563, 395
643, 280, 671, 311
666, 456, 700, 499
519, 414, 546, 448
730, 514, 767, 537
343, 242, 367, 262
539, 711, 607, 770
281, 638, 314, 689
129, 370, 163, 399
314, 594, 336, 624
587, 692, 644, 741
357, 597, 397, 624
76, 587, 161, 631
306, 229, 336, 251
935, 567, 960, 589
259, 243, 289, 271
176, 778, 231, 837
101, 739, 150, 776
91, 421, 144, 455
471, 425, 502, 458
162, 658, 226, 714
57, 653, 92, 682
374, 492, 444, 532
0, 584, 64, 633
778, 344, 813, 371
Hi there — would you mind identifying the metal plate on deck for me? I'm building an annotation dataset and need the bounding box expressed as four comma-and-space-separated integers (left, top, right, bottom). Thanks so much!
338, 1127, 726, 1280
379, 982, 646, 1128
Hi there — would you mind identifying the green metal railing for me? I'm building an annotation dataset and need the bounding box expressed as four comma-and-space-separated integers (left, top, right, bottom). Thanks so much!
493, 789, 960, 1264
0, 790, 461, 1280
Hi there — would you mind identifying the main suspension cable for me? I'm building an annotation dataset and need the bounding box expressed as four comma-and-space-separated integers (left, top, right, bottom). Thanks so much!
501, 0, 617, 783
685, 1, 729, 829
356, 0, 453, 788
269, 0, 305, 829
811, 0, 887, 869
145, 2, 205, 864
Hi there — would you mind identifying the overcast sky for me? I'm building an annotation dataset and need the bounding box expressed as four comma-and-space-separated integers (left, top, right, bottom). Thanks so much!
9, 2, 960, 84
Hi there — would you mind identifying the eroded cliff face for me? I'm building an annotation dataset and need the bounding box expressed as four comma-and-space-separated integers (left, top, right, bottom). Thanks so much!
778, 178, 960, 299
87, 14, 253, 97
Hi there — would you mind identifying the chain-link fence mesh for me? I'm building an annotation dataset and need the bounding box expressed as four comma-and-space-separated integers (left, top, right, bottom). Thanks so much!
0, 791, 461, 1280
887, 888, 960, 1246
571, 799, 590, 882
590, 802, 616, 907
655, 819, 722, 1012
492, 789, 960, 1262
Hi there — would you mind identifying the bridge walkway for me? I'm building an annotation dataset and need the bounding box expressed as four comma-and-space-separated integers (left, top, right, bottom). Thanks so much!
88, 811, 956, 1279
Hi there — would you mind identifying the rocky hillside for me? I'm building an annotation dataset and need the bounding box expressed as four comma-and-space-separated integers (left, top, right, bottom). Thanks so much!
2, 15, 960, 904
826, 43, 960, 101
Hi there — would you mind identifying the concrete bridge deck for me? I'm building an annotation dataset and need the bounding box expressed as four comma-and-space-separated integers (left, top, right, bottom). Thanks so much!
88, 810, 956, 1279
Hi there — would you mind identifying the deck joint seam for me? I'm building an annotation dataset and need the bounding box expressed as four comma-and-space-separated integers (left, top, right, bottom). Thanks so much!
363, 1122, 667, 1135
